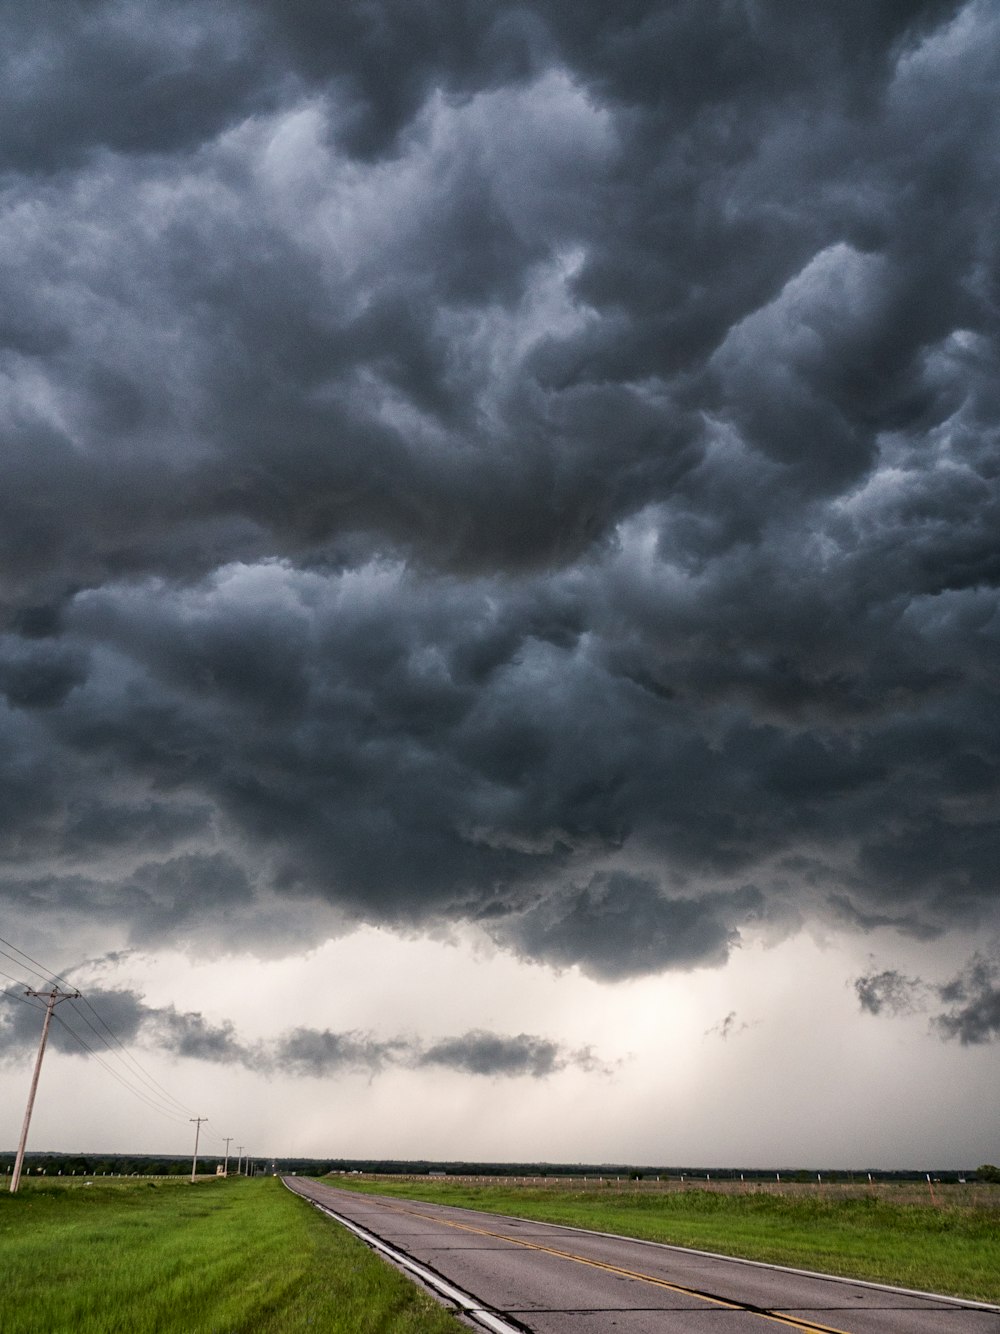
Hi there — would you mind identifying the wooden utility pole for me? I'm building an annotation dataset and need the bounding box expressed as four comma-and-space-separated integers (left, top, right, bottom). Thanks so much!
190, 1117, 207, 1183
10, 987, 80, 1193
223, 1136, 233, 1178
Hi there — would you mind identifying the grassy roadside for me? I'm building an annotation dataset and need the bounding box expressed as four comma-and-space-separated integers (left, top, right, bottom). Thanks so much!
330, 1177, 1000, 1304
0, 1176, 465, 1334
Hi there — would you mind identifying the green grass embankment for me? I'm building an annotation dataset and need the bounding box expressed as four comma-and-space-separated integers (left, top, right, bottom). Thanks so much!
0, 1175, 465, 1334
331, 1177, 1000, 1304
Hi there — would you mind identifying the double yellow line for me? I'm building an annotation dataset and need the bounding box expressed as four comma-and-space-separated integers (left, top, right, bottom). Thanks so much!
391, 1202, 854, 1334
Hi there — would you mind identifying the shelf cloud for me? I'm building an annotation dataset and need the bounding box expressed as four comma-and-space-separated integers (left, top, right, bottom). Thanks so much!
0, 0, 997, 997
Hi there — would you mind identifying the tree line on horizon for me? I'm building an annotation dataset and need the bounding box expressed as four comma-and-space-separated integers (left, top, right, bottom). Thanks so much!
2, 1153, 995, 1183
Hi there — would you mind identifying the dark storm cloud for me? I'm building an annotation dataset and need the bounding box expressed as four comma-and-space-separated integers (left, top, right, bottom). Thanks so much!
0, 985, 597, 1079
0, 985, 148, 1059
1, 1, 999, 979
854, 949, 1000, 1042
8, 3, 958, 168
419, 1030, 566, 1077
0, 640, 89, 710
273, 1027, 405, 1077
501, 874, 763, 980
934, 954, 1000, 1044
237, 1024, 602, 1078
148, 1007, 251, 1064
1, 934, 604, 1076
0, 1, 272, 171
0, 985, 253, 1063
853, 969, 926, 1016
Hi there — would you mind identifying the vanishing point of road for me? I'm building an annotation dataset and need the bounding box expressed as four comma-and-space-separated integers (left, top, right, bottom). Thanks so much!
283, 1177, 1000, 1333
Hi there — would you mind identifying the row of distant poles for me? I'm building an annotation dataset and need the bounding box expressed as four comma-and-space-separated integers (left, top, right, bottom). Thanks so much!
9, 986, 239, 1194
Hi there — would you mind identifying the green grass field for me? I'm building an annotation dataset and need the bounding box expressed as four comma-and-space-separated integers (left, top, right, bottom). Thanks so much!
332, 1176, 1000, 1304
0, 1175, 465, 1334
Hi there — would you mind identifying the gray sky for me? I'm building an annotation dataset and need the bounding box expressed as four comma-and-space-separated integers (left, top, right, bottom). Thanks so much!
1, 0, 998, 1169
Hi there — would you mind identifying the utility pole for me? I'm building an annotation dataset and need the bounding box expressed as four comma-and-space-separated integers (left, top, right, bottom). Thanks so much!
237, 1145, 244, 1176
223, 1136, 233, 1178
10, 987, 80, 1194
190, 1117, 207, 1183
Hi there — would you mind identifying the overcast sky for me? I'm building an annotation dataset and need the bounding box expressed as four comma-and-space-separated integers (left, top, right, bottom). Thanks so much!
1, 0, 998, 1170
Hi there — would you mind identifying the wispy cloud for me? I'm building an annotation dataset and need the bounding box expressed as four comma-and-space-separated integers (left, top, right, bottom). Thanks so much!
704, 1010, 755, 1041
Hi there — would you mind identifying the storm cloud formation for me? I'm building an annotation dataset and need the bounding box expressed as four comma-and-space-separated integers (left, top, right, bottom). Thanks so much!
0, 986, 594, 1078
933, 954, 1000, 1044
854, 950, 1000, 1042
1, 2, 998, 984
854, 969, 927, 1017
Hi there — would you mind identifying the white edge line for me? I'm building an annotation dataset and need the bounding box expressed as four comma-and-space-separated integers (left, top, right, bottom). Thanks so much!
282, 1179, 524, 1334
295, 1180, 1000, 1316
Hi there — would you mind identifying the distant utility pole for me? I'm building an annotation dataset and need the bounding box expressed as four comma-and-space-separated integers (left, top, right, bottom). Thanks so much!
10, 987, 80, 1194
190, 1118, 207, 1183
223, 1136, 233, 1178
236, 1145, 244, 1176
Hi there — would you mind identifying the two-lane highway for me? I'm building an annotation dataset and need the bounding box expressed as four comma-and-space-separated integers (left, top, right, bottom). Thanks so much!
283, 1178, 1000, 1333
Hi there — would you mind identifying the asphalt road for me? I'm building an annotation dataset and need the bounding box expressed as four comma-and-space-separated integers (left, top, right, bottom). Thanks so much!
282, 1177, 1000, 1333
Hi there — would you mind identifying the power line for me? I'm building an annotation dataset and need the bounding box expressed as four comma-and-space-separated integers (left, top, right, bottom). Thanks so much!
0, 935, 74, 989
71, 994, 202, 1120
0, 965, 46, 993
2, 933, 232, 1151
0, 934, 199, 1117
1, 985, 48, 1010
51, 1012, 192, 1126
202, 1120, 229, 1148
0, 950, 51, 986
65, 998, 200, 1121
4, 978, 205, 1125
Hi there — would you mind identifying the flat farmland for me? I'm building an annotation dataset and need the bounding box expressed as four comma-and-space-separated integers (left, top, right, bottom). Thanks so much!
0, 1175, 465, 1334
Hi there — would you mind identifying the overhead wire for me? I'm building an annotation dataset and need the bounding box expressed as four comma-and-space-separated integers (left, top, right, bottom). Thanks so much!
202, 1119, 231, 1147
68, 994, 201, 1121
2, 934, 229, 1142
0, 964, 40, 991
0, 934, 74, 988
51, 1011, 193, 1126
1, 985, 48, 1010
0, 948, 52, 986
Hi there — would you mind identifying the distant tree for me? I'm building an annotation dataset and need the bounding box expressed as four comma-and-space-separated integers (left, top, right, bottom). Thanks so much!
976, 1164, 1000, 1182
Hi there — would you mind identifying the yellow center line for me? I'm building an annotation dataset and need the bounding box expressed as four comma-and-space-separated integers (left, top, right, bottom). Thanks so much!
384, 1201, 855, 1334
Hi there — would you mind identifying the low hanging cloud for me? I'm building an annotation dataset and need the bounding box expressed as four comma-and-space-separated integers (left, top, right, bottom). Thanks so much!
273, 1027, 407, 1077
500, 874, 764, 981
854, 950, 1000, 1043
853, 969, 928, 1017
147, 1008, 250, 1065
417, 1029, 600, 1078
0, 1, 998, 982
932, 955, 1000, 1044
0, 986, 601, 1079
